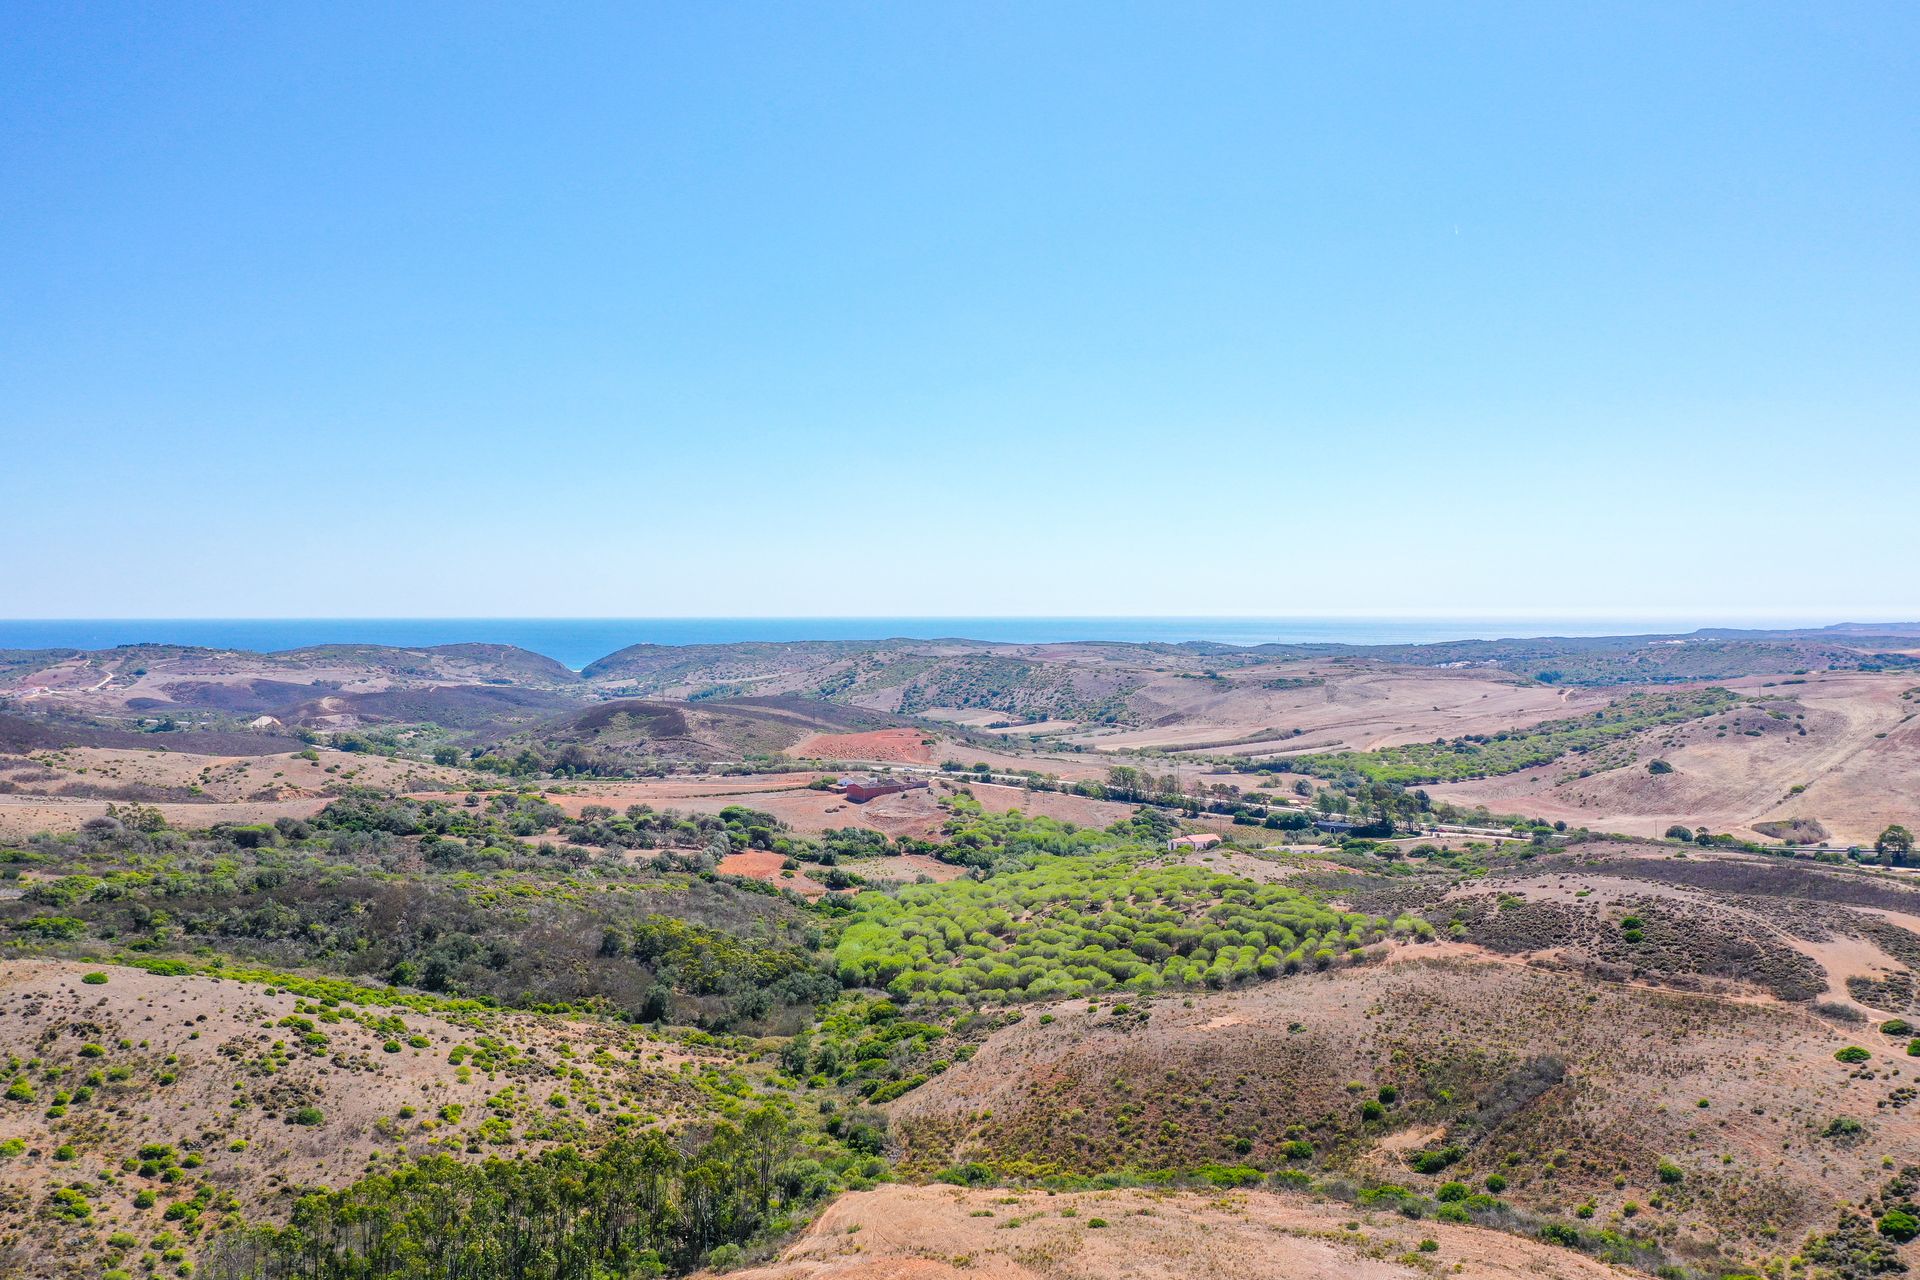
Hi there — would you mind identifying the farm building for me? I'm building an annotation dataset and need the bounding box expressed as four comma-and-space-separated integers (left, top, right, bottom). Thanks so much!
833, 774, 930, 803
1167, 833, 1223, 852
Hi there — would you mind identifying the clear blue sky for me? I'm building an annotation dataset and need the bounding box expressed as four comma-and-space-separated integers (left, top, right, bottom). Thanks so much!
3, 3, 1915, 620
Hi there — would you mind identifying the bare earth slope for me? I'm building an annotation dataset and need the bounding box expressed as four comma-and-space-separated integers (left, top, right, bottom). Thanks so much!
721, 1182, 1621, 1280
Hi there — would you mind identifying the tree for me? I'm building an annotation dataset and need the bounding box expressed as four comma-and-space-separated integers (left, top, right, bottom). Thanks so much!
1877, 825, 1914, 866
1665, 825, 1694, 842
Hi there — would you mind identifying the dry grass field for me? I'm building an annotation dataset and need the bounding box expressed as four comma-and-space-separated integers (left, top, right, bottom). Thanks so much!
1428, 672, 1920, 843
1057, 664, 1593, 757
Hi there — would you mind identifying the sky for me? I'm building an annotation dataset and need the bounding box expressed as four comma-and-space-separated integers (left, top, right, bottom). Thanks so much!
2, 3, 1916, 621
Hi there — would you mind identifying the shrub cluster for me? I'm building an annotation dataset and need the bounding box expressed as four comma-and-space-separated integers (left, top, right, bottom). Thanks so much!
836, 853, 1423, 1004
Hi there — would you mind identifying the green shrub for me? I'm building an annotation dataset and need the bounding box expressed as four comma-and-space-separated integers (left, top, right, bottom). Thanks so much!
836, 850, 1389, 1005
1409, 1146, 1463, 1175
81, 972, 109, 985
1835, 1046, 1872, 1064
1880, 1209, 1920, 1242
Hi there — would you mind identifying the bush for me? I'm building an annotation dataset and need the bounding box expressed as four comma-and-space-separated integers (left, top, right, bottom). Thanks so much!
1409, 1146, 1464, 1175
1656, 1160, 1684, 1184
81, 972, 109, 985
1088, 1217, 1110, 1228
1884, 1019, 1914, 1036
1822, 1116, 1866, 1139
291, 1106, 325, 1126
1485, 1173, 1507, 1192
1879, 1210, 1920, 1242
1836, 1046, 1872, 1064
706, 1244, 745, 1271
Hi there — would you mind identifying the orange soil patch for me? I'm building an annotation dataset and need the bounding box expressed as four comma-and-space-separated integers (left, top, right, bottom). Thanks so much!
788, 728, 935, 764
717, 848, 830, 898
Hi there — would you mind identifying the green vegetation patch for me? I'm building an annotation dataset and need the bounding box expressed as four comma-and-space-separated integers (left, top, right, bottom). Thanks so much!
836, 853, 1414, 1004
1286, 688, 1742, 786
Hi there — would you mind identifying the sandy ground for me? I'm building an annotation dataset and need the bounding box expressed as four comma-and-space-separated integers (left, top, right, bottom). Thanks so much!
720, 1182, 1623, 1280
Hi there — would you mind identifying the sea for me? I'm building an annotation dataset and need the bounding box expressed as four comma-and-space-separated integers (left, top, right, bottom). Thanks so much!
0, 617, 1839, 672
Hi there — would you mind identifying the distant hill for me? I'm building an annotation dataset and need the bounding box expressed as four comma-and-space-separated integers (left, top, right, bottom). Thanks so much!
503, 694, 899, 764
0, 709, 302, 756
272, 642, 581, 686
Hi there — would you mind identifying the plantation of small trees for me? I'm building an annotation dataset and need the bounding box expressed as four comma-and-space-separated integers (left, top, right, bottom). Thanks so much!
835, 853, 1430, 1004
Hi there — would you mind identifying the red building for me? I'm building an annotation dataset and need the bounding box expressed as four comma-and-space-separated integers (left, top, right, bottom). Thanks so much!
834, 775, 930, 803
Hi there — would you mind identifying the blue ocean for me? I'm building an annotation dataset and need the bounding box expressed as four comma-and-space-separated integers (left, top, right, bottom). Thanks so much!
0, 617, 1836, 672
